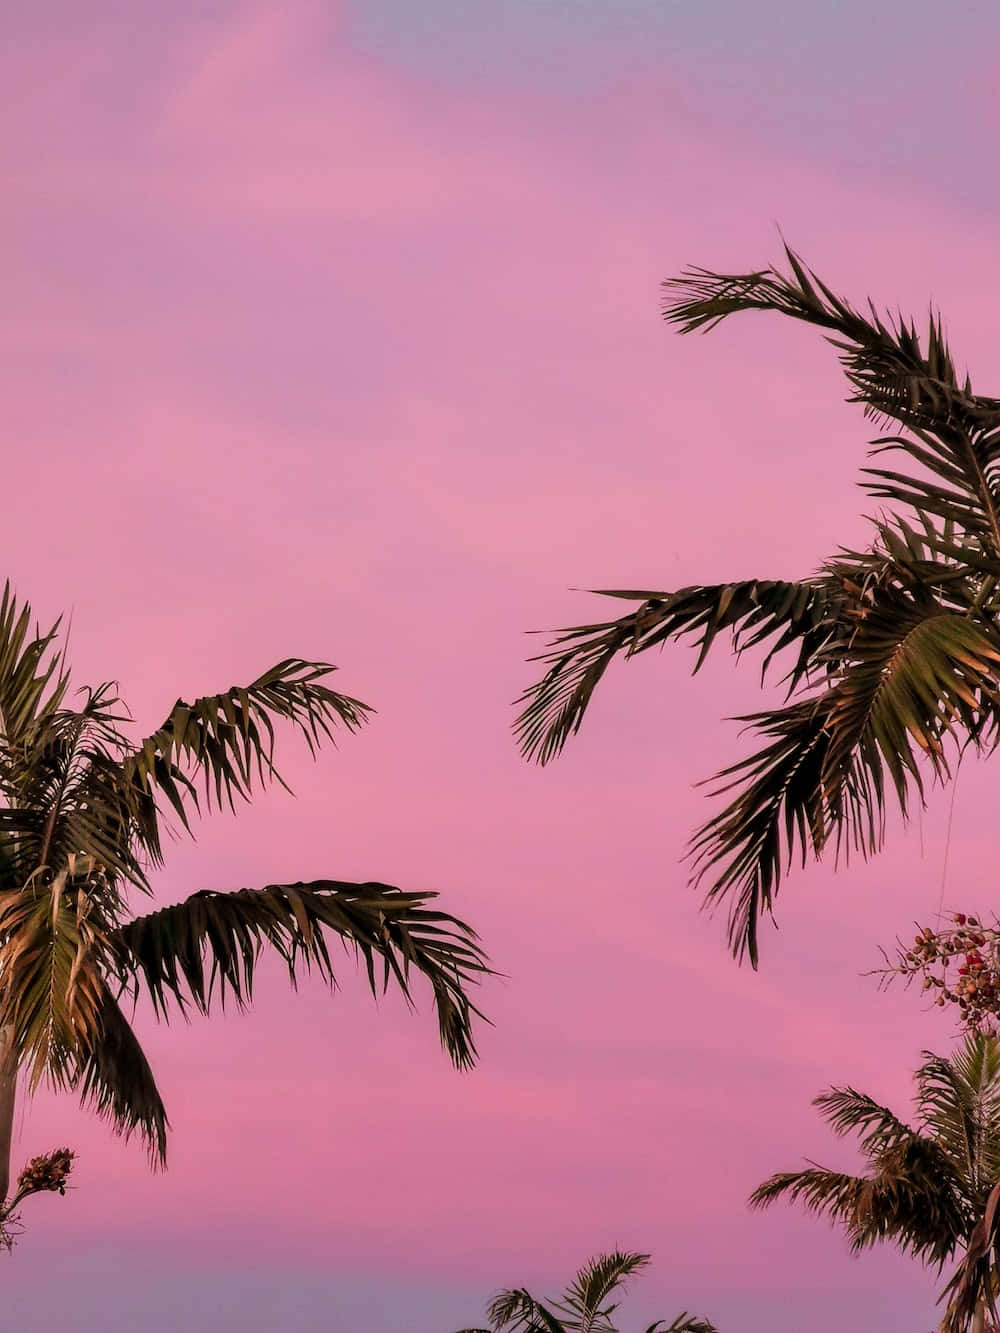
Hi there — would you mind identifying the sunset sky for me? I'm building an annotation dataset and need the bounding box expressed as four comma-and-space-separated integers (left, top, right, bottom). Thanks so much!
5, 3, 1000, 1329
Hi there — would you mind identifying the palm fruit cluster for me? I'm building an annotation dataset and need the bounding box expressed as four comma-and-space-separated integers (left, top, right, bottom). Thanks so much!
894, 914, 1000, 1027
15, 1148, 75, 1198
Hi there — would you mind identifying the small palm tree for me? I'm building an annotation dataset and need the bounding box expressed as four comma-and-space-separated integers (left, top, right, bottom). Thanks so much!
750, 1031, 1000, 1332
0, 583, 491, 1235
453, 1250, 717, 1333
516, 246, 1000, 966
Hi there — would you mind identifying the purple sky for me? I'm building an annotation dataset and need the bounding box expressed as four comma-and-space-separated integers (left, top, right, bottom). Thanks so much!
4, 3, 1000, 1329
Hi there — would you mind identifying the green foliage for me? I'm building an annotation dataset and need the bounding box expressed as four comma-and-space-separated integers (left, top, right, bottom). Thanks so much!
454, 1251, 717, 1333
0, 582, 491, 1173
750, 1031, 1000, 1331
516, 246, 1000, 964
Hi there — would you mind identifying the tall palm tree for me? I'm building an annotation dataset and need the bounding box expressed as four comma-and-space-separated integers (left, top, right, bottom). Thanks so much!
0, 582, 491, 1231
750, 1031, 1000, 1332
453, 1250, 717, 1333
516, 246, 1000, 965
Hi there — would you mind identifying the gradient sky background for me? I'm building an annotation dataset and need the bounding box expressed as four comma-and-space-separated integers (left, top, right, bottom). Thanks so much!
4, 2, 1000, 1329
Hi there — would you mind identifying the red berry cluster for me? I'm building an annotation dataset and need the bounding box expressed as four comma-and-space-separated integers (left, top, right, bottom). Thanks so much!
15, 1148, 75, 1198
893, 914, 1000, 1027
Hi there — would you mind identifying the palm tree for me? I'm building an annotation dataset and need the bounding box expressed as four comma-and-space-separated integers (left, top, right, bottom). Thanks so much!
750, 1030, 1000, 1332
453, 1250, 717, 1333
515, 245, 1000, 965
0, 582, 491, 1234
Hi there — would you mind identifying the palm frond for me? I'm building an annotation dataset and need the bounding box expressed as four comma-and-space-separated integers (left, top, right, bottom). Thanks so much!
70, 983, 168, 1166
687, 696, 834, 964
0, 582, 69, 746
644, 1317, 718, 1333
662, 245, 997, 431
749, 1156, 965, 1266
515, 580, 833, 764
484, 1288, 566, 1332
121, 660, 372, 826
557, 1250, 650, 1328
117, 880, 492, 1070
0, 865, 122, 1088
1, 684, 154, 893
814, 1087, 918, 1152
821, 592, 1000, 802
939, 1177, 1000, 1333
917, 1033, 1000, 1199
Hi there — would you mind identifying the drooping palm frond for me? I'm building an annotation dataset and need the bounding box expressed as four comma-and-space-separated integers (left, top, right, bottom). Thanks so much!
122, 661, 372, 829
517, 246, 1000, 965
939, 1177, 1000, 1333
515, 579, 835, 765
687, 695, 836, 964
749, 1150, 967, 1268
70, 983, 168, 1165
117, 880, 491, 1070
0, 865, 123, 1088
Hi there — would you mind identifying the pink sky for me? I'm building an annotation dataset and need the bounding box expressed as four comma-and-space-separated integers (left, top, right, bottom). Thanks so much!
4, 4, 1000, 1329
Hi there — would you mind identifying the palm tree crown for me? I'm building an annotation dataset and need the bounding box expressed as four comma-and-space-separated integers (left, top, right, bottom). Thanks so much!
0, 583, 491, 1221
454, 1250, 717, 1333
751, 1031, 1000, 1331
516, 245, 1000, 965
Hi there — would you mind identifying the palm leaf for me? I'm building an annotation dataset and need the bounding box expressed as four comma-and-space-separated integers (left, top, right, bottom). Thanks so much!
815, 1087, 921, 1153
650, 1317, 720, 1327
917, 1034, 1000, 1199
70, 983, 168, 1165
0, 582, 69, 746
749, 1155, 965, 1265
117, 880, 491, 1070
645, 1318, 718, 1333
556, 1250, 650, 1328
687, 696, 835, 964
515, 580, 833, 764
0, 865, 121, 1088
482, 1288, 566, 1332
121, 660, 372, 827
688, 588, 1000, 963
662, 244, 998, 432
939, 1177, 1000, 1333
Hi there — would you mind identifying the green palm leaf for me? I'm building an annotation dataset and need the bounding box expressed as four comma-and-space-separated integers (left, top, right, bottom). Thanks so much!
70, 984, 168, 1165
0, 582, 69, 745
557, 1250, 650, 1329
517, 245, 1000, 965
749, 1038, 1000, 1295
515, 579, 833, 765
457, 1252, 714, 1333
122, 659, 372, 827
0, 865, 120, 1088
0, 581, 496, 1244
117, 880, 491, 1070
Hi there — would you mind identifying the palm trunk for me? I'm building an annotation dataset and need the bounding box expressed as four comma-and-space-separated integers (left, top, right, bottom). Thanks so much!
972, 1299, 986, 1333
0, 1025, 16, 1205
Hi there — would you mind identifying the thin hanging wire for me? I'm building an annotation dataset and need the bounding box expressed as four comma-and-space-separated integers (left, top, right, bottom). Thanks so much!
937, 745, 967, 922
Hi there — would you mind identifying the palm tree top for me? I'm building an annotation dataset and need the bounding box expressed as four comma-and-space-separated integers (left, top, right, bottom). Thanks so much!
751, 1030, 1000, 1332
0, 581, 492, 1206
515, 244, 1000, 965
454, 1250, 717, 1333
